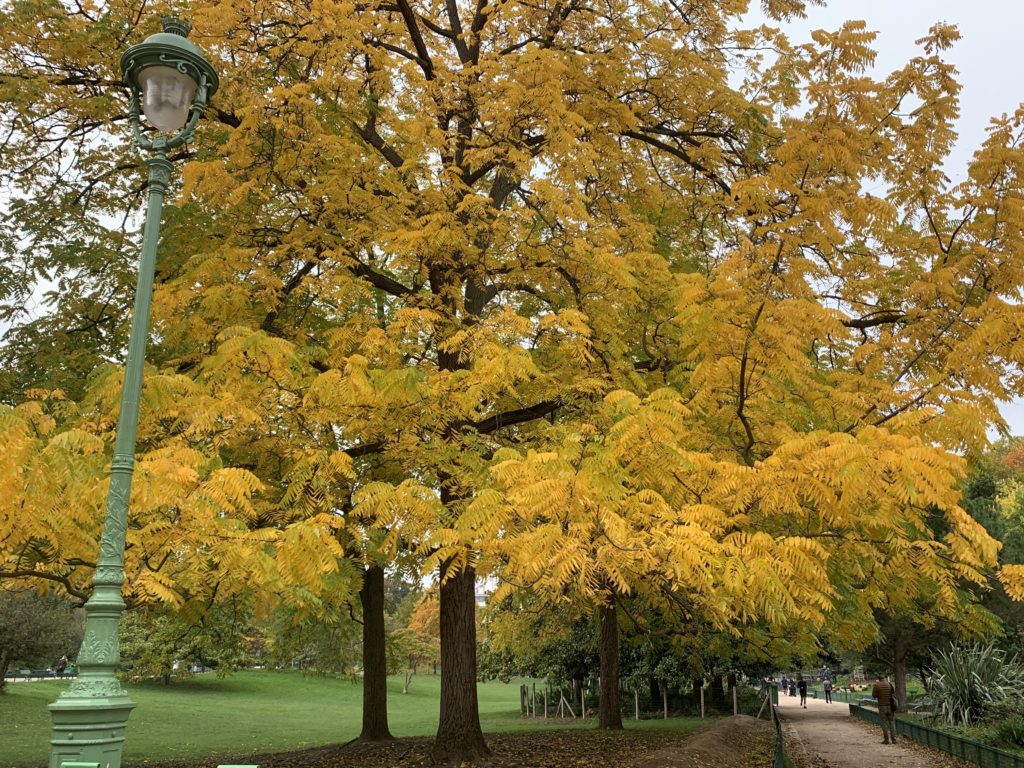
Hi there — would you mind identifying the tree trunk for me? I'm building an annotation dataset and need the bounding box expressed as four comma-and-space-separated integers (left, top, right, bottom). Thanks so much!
360, 563, 393, 741
431, 559, 490, 764
649, 676, 660, 707
597, 598, 623, 729
893, 633, 908, 714
0, 652, 8, 690
711, 674, 725, 706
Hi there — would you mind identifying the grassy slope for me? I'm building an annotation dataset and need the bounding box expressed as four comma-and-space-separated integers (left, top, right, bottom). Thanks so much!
0, 671, 702, 767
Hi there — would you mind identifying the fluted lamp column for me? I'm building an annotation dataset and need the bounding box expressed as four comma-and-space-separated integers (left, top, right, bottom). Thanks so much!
48, 16, 218, 768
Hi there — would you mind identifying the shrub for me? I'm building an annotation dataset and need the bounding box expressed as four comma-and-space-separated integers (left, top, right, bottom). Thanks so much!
924, 642, 1024, 726
988, 717, 1024, 750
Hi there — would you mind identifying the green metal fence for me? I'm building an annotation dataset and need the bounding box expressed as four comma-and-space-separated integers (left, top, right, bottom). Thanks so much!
848, 704, 1024, 768
807, 686, 864, 704
765, 684, 785, 768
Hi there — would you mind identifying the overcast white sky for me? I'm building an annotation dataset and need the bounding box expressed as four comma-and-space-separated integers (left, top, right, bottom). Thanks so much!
745, 0, 1024, 437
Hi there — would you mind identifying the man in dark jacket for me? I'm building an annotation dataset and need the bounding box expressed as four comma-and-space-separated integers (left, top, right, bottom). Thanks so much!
872, 673, 897, 744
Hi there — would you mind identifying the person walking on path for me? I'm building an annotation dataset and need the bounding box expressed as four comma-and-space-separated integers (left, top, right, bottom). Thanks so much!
872, 673, 897, 744
55, 654, 68, 678
797, 674, 807, 708
823, 677, 833, 703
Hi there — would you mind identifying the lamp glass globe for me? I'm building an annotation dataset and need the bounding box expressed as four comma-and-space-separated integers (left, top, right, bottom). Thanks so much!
138, 65, 196, 132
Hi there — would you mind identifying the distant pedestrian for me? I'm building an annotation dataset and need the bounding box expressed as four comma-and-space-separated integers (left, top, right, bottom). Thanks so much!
872, 673, 897, 744
797, 674, 807, 708
823, 677, 833, 703
55, 654, 68, 678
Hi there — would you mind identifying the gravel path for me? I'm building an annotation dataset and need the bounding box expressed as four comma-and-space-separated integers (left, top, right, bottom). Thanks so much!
777, 694, 971, 768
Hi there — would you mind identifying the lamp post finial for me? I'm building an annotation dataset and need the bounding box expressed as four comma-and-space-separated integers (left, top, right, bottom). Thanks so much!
160, 14, 191, 37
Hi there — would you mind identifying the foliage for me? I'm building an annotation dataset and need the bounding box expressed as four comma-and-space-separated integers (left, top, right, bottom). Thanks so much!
923, 642, 1024, 726
261, 599, 362, 678
4, 0, 1024, 755
0, 588, 82, 689
118, 601, 254, 684
480, 597, 597, 684
985, 717, 1024, 751
480, 590, 784, 700
962, 441, 1024, 641
388, 628, 439, 692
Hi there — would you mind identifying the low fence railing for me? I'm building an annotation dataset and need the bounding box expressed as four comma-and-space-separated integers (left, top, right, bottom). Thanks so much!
761, 683, 785, 768
848, 704, 1024, 768
800, 686, 863, 704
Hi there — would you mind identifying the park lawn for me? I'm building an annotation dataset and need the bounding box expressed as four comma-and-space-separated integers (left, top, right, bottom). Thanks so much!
0, 671, 703, 767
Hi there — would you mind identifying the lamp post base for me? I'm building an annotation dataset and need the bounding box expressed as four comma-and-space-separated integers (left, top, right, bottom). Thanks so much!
49, 692, 136, 768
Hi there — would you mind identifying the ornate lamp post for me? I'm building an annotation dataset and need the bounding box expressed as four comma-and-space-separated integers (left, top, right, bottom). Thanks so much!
49, 17, 217, 768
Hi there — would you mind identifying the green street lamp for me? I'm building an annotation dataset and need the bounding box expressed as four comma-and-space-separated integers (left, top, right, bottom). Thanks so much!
48, 17, 217, 768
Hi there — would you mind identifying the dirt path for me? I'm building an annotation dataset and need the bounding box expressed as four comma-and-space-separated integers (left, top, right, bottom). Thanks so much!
633, 714, 773, 768
777, 693, 968, 768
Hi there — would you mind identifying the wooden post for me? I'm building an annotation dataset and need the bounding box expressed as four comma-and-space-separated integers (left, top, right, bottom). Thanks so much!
581, 683, 586, 719
756, 690, 768, 720
662, 684, 668, 719
544, 686, 548, 718
520, 684, 526, 715
532, 682, 536, 717
635, 689, 640, 721
733, 684, 738, 715
700, 684, 705, 718
559, 690, 576, 718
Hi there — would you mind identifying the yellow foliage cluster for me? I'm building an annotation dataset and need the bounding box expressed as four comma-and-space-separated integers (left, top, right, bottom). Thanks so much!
1, 0, 1023, 655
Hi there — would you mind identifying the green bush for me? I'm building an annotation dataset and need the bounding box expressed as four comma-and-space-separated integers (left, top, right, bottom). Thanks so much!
987, 717, 1024, 750
924, 642, 1024, 726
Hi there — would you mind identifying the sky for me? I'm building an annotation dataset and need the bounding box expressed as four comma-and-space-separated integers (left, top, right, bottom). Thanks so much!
745, 0, 1024, 437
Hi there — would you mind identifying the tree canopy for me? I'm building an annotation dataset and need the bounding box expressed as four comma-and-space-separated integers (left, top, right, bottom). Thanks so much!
2, 0, 1024, 759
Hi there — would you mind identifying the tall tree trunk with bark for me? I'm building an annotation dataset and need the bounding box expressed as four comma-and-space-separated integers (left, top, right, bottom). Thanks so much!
893, 633, 908, 714
597, 597, 623, 729
359, 564, 393, 741
431, 558, 490, 763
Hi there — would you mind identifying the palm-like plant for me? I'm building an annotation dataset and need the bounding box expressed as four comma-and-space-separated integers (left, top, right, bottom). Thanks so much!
924, 642, 1024, 726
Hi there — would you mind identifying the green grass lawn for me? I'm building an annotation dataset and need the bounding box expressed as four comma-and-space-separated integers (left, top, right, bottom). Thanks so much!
0, 671, 703, 767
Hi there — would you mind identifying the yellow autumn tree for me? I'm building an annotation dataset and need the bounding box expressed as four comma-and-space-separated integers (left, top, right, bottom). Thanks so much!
4, 0, 1024, 761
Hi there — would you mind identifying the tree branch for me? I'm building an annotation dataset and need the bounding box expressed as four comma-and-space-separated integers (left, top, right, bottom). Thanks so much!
465, 399, 560, 434
354, 116, 406, 169
394, 0, 435, 79
841, 310, 905, 330
346, 260, 415, 297
623, 130, 732, 195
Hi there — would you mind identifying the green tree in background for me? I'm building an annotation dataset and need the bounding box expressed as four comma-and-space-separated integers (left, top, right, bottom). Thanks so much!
119, 601, 254, 685
0, 589, 83, 689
